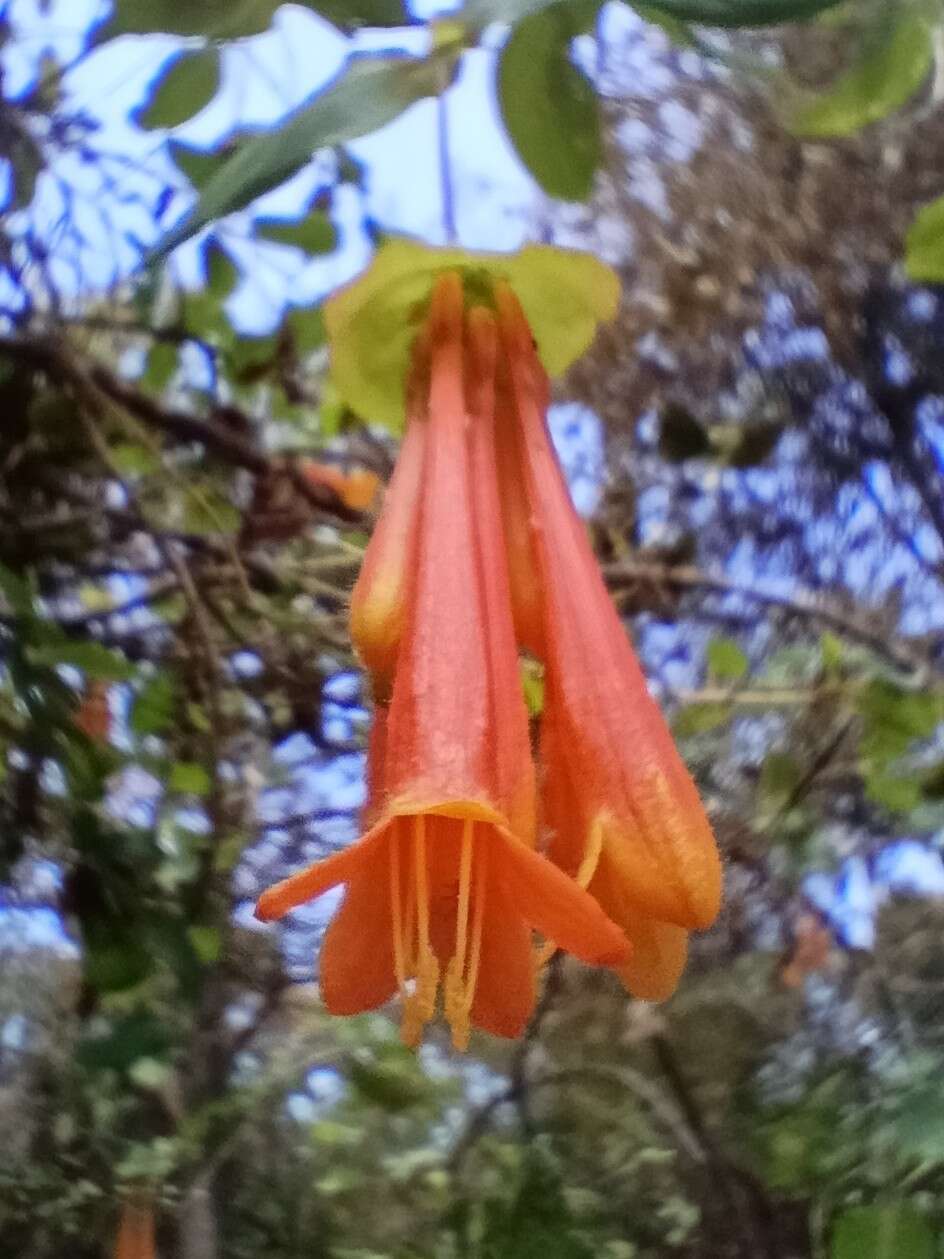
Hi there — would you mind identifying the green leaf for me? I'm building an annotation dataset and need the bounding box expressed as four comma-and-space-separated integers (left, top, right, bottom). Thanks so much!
152, 50, 457, 258
301, 0, 408, 29
659, 403, 712, 461
256, 210, 338, 254
347, 1056, 431, 1111
521, 658, 545, 718
325, 238, 619, 429
820, 631, 844, 675
865, 771, 921, 816
466, 0, 845, 30
633, 3, 696, 44
187, 925, 222, 964
102, 0, 280, 37
141, 343, 178, 392
8, 124, 43, 212
858, 680, 941, 764
498, 2, 601, 201
78, 1012, 170, 1073
759, 750, 801, 809
725, 423, 783, 468
905, 195, 944, 283
129, 1056, 173, 1090
131, 673, 176, 736
170, 139, 234, 190
894, 1088, 944, 1166
286, 304, 327, 354
792, 14, 932, 138
110, 441, 161, 477
181, 484, 242, 535
204, 238, 240, 299
135, 47, 221, 130
831, 1204, 934, 1259
707, 636, 748, 682
0, 562, 35, 617
27, 640, 135, 681
168, 760, 212, 796
674, 701, 731, 736
84, 932, 154, 993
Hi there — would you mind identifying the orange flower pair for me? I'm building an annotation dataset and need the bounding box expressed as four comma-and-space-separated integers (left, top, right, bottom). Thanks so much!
257, 266, 721, 1048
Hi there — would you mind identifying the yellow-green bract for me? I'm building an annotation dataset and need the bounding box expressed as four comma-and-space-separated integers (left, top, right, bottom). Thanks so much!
324, 238, 620, 431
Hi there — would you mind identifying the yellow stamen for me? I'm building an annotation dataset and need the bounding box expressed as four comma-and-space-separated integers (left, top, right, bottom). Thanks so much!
463, 839, 487, 1013
390, 826, 407, 996
401, 815, 439, 1048
445, 819, 475, 1045
576, 815, 605, 889
534, 817, 605, 971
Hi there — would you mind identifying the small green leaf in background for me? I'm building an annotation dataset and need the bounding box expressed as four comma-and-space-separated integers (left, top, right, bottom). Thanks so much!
893, 1087, 944, 1166
134, 48, 221, 130
27, 640, 135, 681
674, 701, 731, 736
905, 194, 944, 282
9, 125, 43, 212
659, 403, 712, 461
302, 0, 408, 30
791, 14, 932, 138
759, 750, 802, 811
187, 925, 222, 964
865, 771, 921, 817
181, 484, 242, 536
633, 3, 695, 44
286, 304, 327, 355
498, 2, 601, 201
256, 210, 338, 254
131, 673, 176, 736
128, 1056, 173, 1091
102, 0, 279, 38
641, 0, 846, 25
831, 1203, 934, 1259
0, 562, 35, 616
858, 680, 940, 763
141, 342, 179, 392
152, 49, 457, 258
168, 761, 212, 796
707, 636, 748, 682
204, 238, 240, 300
170, 140, 234, 190
467, 0, 845, 29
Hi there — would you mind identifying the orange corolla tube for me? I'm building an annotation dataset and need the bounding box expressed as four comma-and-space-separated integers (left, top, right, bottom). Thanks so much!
115, 1201, 156, 1259
348, 346, 428, 701
494, 282, 721, 999
257, 274, 630, 1049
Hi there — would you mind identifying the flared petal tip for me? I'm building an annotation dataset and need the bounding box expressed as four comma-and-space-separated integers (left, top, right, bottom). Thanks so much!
254, 889, 284, 922
616, 920, 689, 1003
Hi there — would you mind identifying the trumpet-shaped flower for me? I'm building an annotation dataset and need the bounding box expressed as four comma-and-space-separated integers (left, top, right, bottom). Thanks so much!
257, 274, 630, 1048
493, 282, 722, 999
348, 334, 429, 701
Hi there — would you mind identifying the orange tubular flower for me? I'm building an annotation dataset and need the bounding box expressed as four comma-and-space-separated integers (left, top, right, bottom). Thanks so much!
348, 339, 428, 701
115, 1201, 156, 1259
494, 282, 722, 1001
257, 274, 630, 1049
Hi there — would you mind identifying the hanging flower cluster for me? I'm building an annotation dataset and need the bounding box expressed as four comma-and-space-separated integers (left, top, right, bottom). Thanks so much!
256, 246, 721, 1049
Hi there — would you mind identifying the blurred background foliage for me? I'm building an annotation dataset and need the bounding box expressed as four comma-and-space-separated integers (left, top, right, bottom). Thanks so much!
2, 0, 944, 1256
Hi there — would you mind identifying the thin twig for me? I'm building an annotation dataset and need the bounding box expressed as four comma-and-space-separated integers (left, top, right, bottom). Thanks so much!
606, 560, 927, 677
437, 91, 457, 245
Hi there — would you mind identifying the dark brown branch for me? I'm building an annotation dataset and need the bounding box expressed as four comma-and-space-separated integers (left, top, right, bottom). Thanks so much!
0, 333, 364, 523
606, 560, 927, 676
